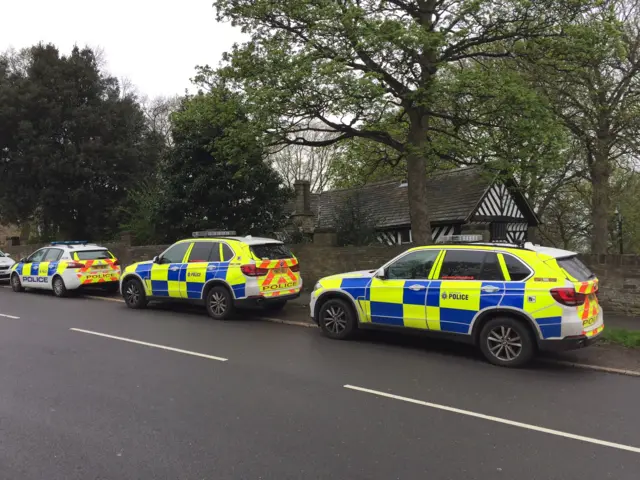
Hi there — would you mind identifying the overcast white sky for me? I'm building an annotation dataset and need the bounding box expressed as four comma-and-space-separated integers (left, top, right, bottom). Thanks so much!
0, 0, 246, 98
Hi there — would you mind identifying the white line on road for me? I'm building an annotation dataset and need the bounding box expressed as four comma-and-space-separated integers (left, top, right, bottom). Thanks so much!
344, 384, 640, 454
70, 328, 228, 362
0, 313, 20, 319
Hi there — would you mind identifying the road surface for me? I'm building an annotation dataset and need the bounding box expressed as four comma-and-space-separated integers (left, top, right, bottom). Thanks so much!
1, 287, 639, 479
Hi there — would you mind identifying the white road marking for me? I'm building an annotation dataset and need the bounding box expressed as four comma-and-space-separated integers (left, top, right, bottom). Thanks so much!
0, 313, 20, 319
70, 328, 228, 362
344, 384, 640, 454
257, 317, 318, 328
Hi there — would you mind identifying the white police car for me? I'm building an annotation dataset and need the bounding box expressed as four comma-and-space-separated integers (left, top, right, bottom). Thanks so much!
0, 250, 15, 282
10, 241, 121, 297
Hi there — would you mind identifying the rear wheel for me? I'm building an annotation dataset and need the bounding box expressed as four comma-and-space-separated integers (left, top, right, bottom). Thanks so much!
11, 273, 24, 293
52, 276, 68, 298
479, 317, 535, 368
264, 300, 287, 312
205, 285, 234, 320
122, 278, 147, 309
318, 298, 357, 340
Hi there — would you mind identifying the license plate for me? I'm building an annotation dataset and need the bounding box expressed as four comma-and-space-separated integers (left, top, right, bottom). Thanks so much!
92, 265, 107, 270
274, 267, 287, 274
583, 316, 597, 328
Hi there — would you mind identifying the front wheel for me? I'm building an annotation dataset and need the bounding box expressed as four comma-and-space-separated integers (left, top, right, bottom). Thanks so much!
122, 278, 147, 309
11, 274, 24, 293
205, 285, 234, 320
318, 298, 357, 340
479, 317, 535, 368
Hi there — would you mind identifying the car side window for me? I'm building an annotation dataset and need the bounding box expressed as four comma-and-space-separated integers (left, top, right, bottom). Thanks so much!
188, 242, 215, 263
504, 254, 531, 281
44, 248, 63, 261
27, 249, 48, 263
387, 250, 440, 280
439, 250, 504, 281
221, 243, 235, 261
209, 242, 222, 262
160, 242, 190, 264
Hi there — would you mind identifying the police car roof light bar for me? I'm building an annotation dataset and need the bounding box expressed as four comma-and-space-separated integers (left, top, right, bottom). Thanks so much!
192, 230, 237, 238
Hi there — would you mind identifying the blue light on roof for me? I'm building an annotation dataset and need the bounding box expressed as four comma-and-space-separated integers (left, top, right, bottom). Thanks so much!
50, 241, 88, 245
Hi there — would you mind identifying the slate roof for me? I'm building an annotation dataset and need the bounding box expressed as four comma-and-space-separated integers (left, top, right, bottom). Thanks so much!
310, 167, 500, 230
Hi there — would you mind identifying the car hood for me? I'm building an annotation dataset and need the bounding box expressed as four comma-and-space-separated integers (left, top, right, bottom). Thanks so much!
124, 260, 153, 273
321, 270, 377, 282
0, 257, 15, 267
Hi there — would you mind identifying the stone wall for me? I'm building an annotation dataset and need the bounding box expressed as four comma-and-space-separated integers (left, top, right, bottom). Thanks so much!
3, 242, 639, 315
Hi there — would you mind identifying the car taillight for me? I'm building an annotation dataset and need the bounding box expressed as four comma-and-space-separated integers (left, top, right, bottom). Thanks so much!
551, 287, 586, 306
66, 261, 85, 269
241, 264, 268, 276
290, 264, 300, 272
113, 259, 121, 266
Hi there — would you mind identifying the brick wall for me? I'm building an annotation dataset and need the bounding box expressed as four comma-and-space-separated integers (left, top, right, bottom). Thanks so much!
3, 242, 639, 315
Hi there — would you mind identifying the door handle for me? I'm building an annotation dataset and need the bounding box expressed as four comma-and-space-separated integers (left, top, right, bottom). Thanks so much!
481, 285, 500, 293
408, 284, 427, 291
169, 266, 180, 271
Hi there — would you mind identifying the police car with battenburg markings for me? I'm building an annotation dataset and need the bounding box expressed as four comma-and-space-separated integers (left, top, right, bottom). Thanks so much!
10, 241, 121, 297
310, 236, 604, 368
120, 231, 302, 320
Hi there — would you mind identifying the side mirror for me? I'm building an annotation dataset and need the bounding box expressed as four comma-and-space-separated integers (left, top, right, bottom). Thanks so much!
152, 256, 159, 264
19, 258, 26, 264
376, 268, 387, 280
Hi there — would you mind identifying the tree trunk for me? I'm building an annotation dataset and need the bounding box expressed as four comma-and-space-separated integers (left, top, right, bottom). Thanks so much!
406, 111, 432, 245
590, 151, 610, 254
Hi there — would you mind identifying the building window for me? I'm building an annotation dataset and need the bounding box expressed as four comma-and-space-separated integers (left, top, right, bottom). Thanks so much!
399, 229, 412, 244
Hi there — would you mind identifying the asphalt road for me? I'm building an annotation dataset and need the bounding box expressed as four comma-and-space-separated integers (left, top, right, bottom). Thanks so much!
1, 287, 640, 479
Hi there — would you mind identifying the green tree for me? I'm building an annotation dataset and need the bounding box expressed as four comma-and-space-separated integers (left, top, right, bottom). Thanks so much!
158, 83, 292, 240
0, 44, 162, 240
521, 0, 640, 253
212, 0, 594, 244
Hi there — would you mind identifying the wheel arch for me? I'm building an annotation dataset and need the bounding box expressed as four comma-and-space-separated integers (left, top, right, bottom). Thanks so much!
471, 307, 542, 344
314, 290, 362, 323
202, 279, 235, 301
120, 272, 148, 294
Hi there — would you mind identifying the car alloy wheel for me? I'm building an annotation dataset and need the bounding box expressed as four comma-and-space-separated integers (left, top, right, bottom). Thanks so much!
125, 282, 141, 306
209, 291, 227, 317
53, 278, 64, 296
486, 326, 522, 362
323, 305, 347, 335
11, 274, 22, 292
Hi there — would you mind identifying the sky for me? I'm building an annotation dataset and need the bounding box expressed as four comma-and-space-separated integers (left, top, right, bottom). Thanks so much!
0, 0, 246, 98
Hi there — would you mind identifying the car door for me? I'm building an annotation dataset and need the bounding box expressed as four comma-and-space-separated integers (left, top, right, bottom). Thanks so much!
150, 242, 191, 298
181, 241, 220, 299
434, 249, 505, 334
367, 249, 441, 328
43, 247, 64, 286
21, 248, 50, 289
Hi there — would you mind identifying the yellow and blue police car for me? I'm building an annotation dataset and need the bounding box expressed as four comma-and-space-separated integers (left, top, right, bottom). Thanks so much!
310, 239, 603, 367
120, 232, 302, 319
10, 241, 121, 297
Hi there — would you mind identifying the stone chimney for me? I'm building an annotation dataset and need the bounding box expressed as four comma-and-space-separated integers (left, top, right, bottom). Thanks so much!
294, 179, 312, 214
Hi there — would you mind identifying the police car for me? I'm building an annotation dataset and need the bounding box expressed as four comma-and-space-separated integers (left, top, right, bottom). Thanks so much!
0, 250, 15, 282
10, 241, 121, 297
310, 238, 603, 367
120, 231, 302, 319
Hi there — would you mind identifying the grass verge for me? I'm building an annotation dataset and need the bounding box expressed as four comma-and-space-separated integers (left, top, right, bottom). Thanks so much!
602, 328, 640, 348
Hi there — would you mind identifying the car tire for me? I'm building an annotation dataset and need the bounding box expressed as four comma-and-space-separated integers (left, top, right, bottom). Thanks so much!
122, 278, 147, 309
318, 298, 357, 340
52, 276, 68, 298
264, 300, 287, 312
205, 285, 234, 320
479, 317, 536, 368
11, 273, 24, 293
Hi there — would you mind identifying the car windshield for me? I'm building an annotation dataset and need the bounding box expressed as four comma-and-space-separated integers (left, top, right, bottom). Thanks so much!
557, 256, 595, 281
75, 250, 113, 260
250, 243, 292, 260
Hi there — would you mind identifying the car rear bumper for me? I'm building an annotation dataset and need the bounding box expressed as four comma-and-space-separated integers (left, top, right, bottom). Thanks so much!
235, 291, 301, 307
538, 328, 604, 352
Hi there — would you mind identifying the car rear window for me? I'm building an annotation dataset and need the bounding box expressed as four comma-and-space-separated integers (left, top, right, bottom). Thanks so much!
250, 243, 292, 260
557, 256, 594, 281
75, 250, 113, 260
